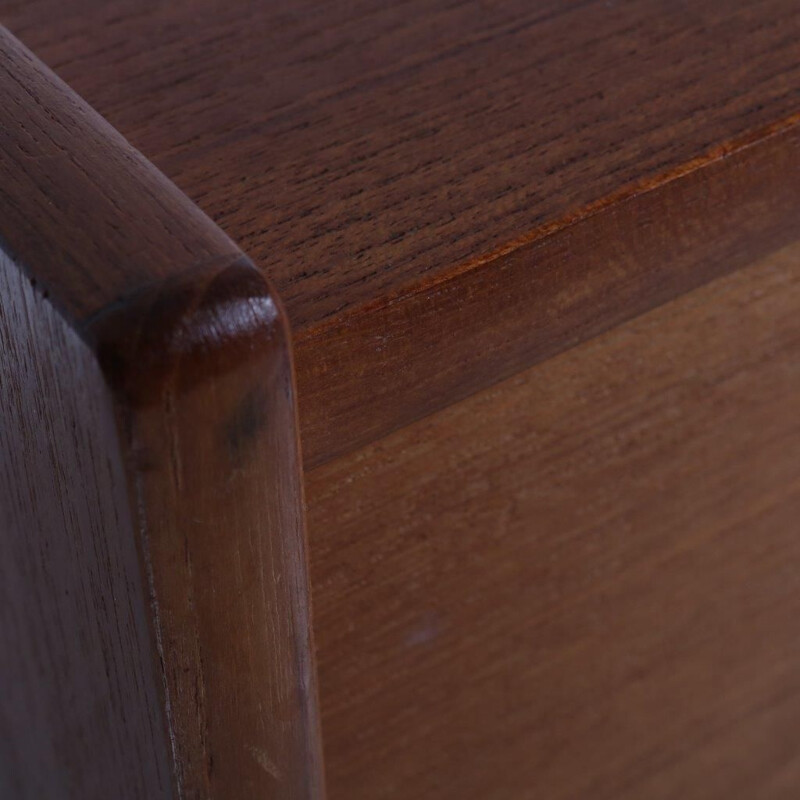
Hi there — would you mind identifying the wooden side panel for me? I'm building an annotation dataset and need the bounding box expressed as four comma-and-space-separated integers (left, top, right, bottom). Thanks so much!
88, 262, 325, 799
307, 241, 800, 799
0, 26, 324, 800
0, 248, 172, 798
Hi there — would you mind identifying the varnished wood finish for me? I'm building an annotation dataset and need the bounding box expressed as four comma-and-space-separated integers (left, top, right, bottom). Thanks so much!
0, 28, 323, 798
297, 121, 800, 464
2, 0, 799, 465
2, 3, 800, 798
307, 242, 800, 799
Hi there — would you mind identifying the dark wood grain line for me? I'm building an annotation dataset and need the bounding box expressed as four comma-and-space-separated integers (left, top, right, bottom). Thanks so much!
0, 25, 324, 799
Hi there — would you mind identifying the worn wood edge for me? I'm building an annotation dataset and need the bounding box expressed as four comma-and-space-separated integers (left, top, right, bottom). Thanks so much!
0, 25, 324, 799
297, 116, 800, 468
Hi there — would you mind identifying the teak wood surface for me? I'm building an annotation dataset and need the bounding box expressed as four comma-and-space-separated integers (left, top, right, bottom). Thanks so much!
308, 241, 800, 799
0, 1, 799, 798
2, 0, 799, 465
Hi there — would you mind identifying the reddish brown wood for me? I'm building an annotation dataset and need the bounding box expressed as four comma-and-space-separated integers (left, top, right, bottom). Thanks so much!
307, 242, 800, 799
295, 120, 800, 464
1, 3, 799, 798
1, 0, 799, 465
0, 27, 323, 799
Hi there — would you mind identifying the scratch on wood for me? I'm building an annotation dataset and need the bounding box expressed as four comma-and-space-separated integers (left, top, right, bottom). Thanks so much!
248, 745, 282, 781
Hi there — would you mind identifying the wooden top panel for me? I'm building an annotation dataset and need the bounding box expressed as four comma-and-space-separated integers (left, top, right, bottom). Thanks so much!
2, 0, 799, 331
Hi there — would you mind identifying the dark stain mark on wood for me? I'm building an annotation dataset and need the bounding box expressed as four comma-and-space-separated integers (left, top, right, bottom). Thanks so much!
225, 386, 269, 462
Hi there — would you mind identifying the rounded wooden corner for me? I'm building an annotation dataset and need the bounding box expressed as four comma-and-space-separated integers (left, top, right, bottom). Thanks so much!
81, 255, 290, 406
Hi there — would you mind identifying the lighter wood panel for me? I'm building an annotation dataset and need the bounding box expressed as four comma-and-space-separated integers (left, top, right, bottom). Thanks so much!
307, 241, 800, 799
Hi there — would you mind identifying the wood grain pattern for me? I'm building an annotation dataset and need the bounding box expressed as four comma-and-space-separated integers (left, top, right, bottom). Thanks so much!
0, 27, 323, 799
307, 241, 800, 799
296, 120, 800, 464
0, 247, 172, 799
2, 4, 800, 798
2, 0, 798, 464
